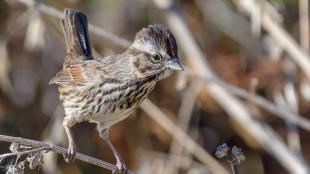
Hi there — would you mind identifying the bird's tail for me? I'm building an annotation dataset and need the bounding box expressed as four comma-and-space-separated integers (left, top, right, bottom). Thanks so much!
62, 8, 93, 67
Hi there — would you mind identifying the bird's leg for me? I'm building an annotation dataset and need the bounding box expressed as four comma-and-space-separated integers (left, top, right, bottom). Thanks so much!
63, 116, 76, 162
106, 138, 128, 174
97, 126, 128, 174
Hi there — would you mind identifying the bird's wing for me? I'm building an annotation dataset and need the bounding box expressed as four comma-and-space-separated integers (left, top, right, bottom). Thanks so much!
50, 61, 99, 87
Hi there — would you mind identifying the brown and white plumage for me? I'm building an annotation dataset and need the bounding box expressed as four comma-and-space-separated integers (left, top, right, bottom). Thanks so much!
50, 8, 183, 173
50, 57, 157, 125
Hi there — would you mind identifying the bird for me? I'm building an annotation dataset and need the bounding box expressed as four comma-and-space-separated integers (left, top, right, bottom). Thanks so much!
49, 8, 183, 173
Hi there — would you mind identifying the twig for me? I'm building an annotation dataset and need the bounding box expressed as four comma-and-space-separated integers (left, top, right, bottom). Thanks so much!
228, 159, 239, 174
0, 146, 49, 159
166, 82, 201, 173
0, 135, 138, 173
230, 165, 236, 174
140, 100, 230, 174
273, 87, 301, 152
250, 0, 262, 36
299, 0, 309, 52
184, 69, 310, 132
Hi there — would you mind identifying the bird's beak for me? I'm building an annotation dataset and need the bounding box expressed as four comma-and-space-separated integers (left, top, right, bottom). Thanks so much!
166, 58, 184, 71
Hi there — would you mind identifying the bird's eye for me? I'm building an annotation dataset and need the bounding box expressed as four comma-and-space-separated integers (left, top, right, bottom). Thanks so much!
151, 54, 162, 62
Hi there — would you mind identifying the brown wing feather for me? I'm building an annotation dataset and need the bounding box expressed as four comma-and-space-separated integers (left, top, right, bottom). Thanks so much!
69, 64, 86, 84
49, 63, 91, 86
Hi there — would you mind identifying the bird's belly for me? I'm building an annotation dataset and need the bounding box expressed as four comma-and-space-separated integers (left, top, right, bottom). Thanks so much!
87, 89, 151, 126
95, 107, 136, 126
60, 81, 156, 126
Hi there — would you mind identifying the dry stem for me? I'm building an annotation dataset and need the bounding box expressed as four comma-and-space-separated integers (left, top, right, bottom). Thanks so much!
0, 135, 136, 174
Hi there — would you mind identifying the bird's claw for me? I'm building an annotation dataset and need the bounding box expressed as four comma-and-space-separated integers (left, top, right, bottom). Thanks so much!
112, 160, 128, 174
63, 145, 76, 162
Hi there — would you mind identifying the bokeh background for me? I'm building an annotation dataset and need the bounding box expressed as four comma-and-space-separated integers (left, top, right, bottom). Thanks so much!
0, 0, 310, 174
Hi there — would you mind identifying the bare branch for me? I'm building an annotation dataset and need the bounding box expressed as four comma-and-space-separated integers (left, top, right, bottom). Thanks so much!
185, 69, 310, 132
166, 82, 201, 173
0, 146, 49, 159
140, 100, 230, 174
299, 0, 309, 52
0, 135, 138, 173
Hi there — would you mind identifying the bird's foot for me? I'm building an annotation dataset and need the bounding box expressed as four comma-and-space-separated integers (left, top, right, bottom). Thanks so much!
63, 144, 76, 162
112, 159, 128, 174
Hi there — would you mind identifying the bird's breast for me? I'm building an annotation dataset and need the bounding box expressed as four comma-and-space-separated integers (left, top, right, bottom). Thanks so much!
84, 80, 157, 124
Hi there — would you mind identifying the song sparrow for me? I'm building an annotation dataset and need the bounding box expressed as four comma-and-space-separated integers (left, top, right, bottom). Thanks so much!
50, 8, 183, 173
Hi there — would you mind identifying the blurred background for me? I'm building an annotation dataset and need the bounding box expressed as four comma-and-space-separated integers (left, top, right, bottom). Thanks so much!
0, 0, 310, 174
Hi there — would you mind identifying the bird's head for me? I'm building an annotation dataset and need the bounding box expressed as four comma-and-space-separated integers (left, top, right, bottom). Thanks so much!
128, 24, 183, 80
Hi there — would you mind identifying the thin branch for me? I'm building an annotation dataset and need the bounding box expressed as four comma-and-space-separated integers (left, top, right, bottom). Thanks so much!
299, 0, 309, 52
166, 82, 201, 173
184, 69, 310, 132
0, 135, 138, 173
140, 100, 230, 174
0, 146, 49, 159
273, 87, 301, 152
283, 83, 301, 152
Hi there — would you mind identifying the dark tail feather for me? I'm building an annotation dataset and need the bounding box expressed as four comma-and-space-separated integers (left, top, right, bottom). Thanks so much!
62, 8, 93, 67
